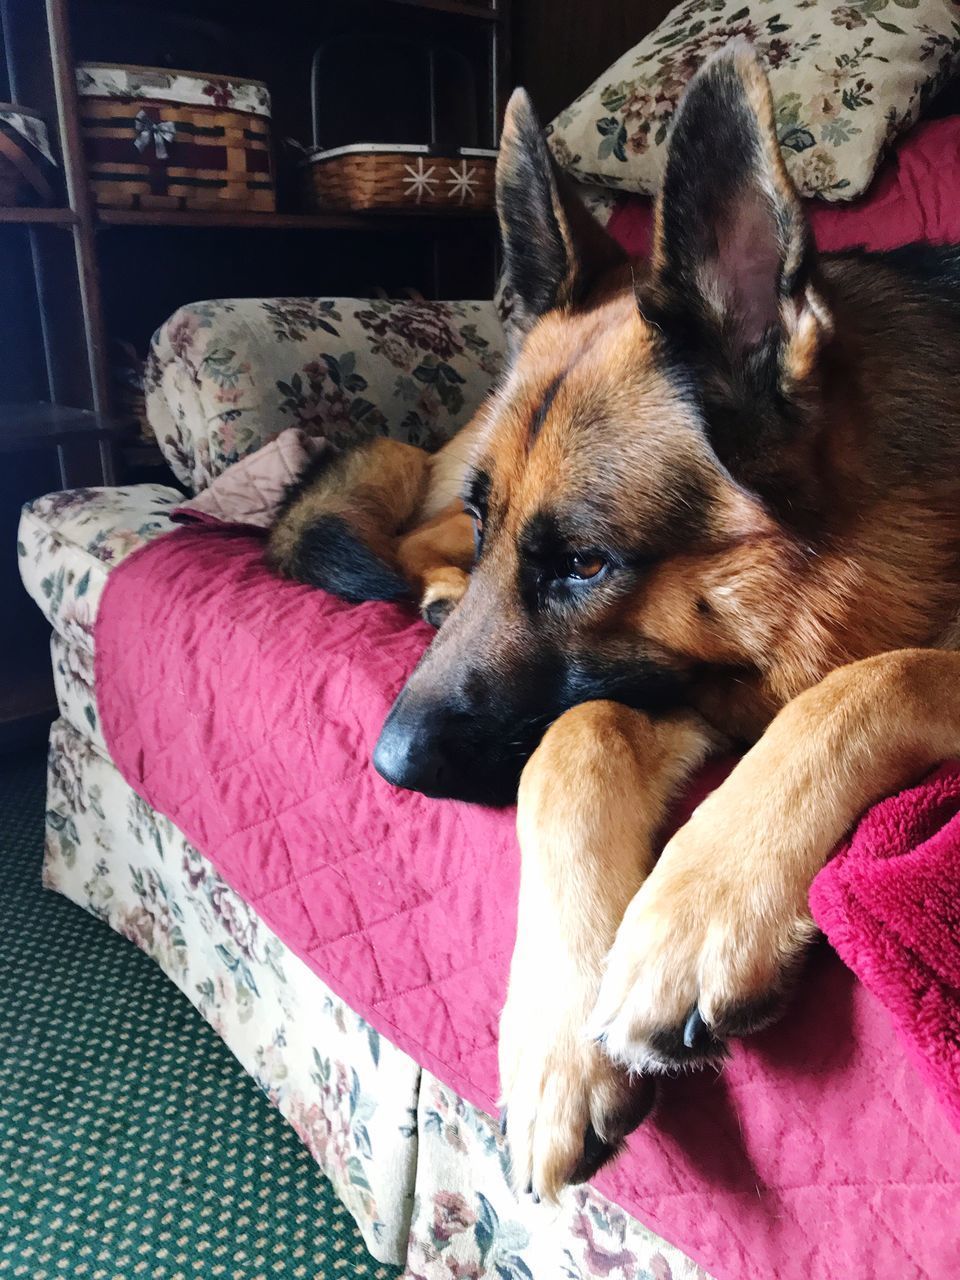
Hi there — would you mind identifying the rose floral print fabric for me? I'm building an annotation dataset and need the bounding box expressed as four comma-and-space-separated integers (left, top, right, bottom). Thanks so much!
145, 297, 506, 494
546, 0, 960, 201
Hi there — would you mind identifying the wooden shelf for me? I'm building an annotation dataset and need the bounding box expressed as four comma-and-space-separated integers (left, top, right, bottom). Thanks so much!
95, 207, 495, 232
0, 207, 77, 226
0, 402, 124, 451
381, 0, 501, 19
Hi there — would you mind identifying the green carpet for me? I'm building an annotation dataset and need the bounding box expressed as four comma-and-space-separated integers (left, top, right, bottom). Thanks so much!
0, 750, 402, 1280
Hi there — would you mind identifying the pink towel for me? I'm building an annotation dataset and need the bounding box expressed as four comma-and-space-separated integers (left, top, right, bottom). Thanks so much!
171, 428, 328, 530
811, 764, 960, 1133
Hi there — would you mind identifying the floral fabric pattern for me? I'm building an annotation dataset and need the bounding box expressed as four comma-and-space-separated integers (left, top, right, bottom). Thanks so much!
76, 64, 271, 119
44, 717, 420, 1266
43, 710, 709, 1279
0, 107, 55, 165
51, 631, 105, 755
18, 484, 181, 653
546, 0, 960, 201
145, 296, 506, 494
408, 1075, 711, 1280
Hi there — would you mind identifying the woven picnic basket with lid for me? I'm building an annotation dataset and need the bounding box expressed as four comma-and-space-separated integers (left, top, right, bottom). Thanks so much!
0, 105, 56, 206
76, 63, 275, 213
302, 142, 496, 213
300, 38, 496, 214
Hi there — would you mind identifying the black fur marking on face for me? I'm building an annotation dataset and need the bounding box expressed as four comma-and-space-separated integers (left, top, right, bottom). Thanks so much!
516, 509, 581, 610
516, 472, 710, 605
517, 508, 567, 564
290, 514, 411, 604
529, 373, 565, 442
375, 587, 689, 804
561, 652, 685, 715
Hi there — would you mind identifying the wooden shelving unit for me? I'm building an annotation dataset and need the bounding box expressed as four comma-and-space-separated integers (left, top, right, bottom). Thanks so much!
1, 0, 508, 431
382, 0, 502, 19
0, 0, 509, 737
0, 206, 77, 225
97, 207, 494, 232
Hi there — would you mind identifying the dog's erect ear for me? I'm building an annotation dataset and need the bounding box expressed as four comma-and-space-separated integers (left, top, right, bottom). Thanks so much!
650, 44, 831, 385
497, 88, 627, 333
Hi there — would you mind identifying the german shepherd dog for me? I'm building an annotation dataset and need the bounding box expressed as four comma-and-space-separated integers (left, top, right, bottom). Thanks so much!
269, 46, 960, 1201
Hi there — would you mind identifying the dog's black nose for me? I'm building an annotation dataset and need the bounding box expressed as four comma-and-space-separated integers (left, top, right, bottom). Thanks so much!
373, 694, 520, 806
373, 702, 448, 796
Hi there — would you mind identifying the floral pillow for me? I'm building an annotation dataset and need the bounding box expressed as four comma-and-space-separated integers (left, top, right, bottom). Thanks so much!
547, 0, 960, 201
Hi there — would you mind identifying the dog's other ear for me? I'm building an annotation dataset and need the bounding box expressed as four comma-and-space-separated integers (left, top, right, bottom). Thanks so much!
650, 44, 831, 387
497, 88, 627, 334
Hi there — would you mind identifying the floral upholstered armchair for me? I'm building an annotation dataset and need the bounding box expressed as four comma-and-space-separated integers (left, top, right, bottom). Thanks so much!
144, 295, 508, 496
16, 283, 714, 1280
18, 292, 510, 790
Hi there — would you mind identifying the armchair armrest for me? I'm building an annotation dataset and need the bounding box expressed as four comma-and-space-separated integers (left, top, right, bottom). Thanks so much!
145, 296, 506, 494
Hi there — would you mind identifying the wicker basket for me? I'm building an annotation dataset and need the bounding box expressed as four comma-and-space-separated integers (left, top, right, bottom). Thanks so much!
76, 63, 275, 213
301, 144, 496, 214
0, 105, 55, 207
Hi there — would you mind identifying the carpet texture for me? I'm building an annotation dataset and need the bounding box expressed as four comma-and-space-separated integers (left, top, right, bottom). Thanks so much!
0, 749, 401, 1280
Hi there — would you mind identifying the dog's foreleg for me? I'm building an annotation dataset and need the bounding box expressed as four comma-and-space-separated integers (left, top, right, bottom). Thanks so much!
395, 502, 476, 626
591, 648, 960, 1072
500, 700, 714, 1202
394, 414, 486, 624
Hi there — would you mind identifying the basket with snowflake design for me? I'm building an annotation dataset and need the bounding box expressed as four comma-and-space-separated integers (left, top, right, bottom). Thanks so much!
300, 143, 496, 214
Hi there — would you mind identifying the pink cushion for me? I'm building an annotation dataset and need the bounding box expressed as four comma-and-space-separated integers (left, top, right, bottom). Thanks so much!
96, 529, 960, 1280
607, 117, 960, 257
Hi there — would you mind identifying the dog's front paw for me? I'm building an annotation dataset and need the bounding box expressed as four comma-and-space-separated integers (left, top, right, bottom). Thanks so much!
418, 568, 469, 627
588, 796, 817, 1074
499, 965, 654, 1203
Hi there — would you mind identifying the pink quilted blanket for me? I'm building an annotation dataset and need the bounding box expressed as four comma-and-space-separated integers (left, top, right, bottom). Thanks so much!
96, 528, 960, 1280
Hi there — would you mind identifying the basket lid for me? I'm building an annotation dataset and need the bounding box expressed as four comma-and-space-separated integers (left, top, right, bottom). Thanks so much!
303, 142, 497, 163
0, 105, 54, 166
76, 63, 271, 119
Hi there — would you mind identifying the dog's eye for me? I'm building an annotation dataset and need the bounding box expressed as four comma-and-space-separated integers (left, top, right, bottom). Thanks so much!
564, 553, 606, 582
464, 507, 484, 557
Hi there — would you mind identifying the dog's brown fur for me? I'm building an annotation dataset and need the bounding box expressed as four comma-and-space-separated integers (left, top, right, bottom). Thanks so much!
269, 47, 960, 1201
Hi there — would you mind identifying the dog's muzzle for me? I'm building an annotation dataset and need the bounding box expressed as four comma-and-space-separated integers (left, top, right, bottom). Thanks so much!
373, 687, 527, 806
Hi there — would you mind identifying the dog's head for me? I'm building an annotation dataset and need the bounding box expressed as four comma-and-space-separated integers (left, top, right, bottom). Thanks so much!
375, 45, 834, 804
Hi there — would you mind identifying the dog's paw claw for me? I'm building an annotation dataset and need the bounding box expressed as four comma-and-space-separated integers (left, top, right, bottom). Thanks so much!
589, 827, 812, 1074
682, 1006, 714, 1053
421, 597, 457, 628
499, 974, 654, 1201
